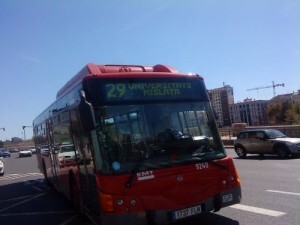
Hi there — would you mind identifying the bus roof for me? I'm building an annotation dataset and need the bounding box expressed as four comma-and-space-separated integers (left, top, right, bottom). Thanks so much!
56, 63, 180, 100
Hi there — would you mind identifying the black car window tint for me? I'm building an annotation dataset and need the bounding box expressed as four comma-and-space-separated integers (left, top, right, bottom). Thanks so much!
256, 132, 264, 139
249, 132, 256, 139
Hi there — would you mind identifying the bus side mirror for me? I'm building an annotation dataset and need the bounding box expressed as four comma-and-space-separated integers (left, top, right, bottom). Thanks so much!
78, 90, 96, 131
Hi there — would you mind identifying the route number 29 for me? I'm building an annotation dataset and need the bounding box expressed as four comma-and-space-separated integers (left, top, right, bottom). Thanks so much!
106, 84, 126, 98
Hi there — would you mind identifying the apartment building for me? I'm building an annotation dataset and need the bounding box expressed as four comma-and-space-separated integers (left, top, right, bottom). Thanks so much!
291, 90, 300, 105
208, 84, 234, 127
230, 98, 268, 126
209, 81, 298, 127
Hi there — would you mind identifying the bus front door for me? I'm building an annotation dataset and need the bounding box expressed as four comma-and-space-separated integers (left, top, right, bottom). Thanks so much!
70, 109, 100, 216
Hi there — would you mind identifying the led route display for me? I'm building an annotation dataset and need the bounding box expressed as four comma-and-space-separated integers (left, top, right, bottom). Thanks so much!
106, 82, 192, 99
84, 78, 209, 104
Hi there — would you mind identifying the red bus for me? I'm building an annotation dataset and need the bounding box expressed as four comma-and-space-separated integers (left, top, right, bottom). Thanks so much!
33, 63, 241, 225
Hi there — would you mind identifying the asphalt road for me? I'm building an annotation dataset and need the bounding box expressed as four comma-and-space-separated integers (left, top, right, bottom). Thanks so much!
0, 150, 299, 225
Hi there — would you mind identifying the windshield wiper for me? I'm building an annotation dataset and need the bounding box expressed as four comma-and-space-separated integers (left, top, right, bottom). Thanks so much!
125, 152, 155, 188
192, 153, 227, 170
125, 162, 143, 188
206, 159, 227, 170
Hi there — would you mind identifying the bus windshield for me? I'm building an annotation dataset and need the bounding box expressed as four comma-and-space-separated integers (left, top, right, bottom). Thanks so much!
94, 101, 226, 174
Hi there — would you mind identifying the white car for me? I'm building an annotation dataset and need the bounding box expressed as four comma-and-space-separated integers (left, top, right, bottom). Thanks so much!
19, 150, 32, 157
0, 158, 4, 176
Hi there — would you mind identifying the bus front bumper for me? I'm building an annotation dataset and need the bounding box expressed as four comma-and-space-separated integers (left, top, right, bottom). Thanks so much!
98, 186, 242, 225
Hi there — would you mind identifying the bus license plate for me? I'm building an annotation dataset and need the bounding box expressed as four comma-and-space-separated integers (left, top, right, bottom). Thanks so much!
172, 205, 202, 220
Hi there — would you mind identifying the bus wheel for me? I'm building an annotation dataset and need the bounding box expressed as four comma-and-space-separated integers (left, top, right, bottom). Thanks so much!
69, 174, 87, 222
235, 146, 247, 158
42, 161, 50, 186
69, 174, 77, 206
69, 173, 81, 209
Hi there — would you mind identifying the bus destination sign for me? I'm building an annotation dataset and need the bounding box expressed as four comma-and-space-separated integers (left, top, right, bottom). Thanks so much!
101, 79, 207, 103
106, 82, 192, 99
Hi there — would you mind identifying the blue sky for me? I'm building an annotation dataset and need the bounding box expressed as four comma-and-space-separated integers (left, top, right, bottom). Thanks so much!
0, 0, 299, 141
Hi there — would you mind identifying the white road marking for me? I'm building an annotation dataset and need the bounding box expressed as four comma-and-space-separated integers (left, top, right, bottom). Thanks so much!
229, 204, 286, 217
58, 214, 79, 225
8, 174, 26, 179
28, 173, 43, 176
36, 178, 44, 183
0, 194, 36, 203
0, 173, 42, 181
31, 186, 42, 191
0, 193, 46, 213
0, 211, 75, 217
266, 190, 300, 196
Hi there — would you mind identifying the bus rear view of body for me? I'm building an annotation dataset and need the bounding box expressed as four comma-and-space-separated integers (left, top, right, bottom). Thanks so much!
33, 63, 241, 225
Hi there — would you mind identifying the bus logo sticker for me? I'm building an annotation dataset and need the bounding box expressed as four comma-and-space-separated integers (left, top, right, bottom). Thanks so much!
137, 170, 154, 181
112, 161, 121, 171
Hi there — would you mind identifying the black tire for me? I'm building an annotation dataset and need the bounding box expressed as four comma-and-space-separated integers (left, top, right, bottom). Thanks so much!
291, 153, 300, 158
235, 145, 247, 158
69, 173, 82, 209
276, 145, 289, 159
42, 161, 50, 186
69, 174, 76, 205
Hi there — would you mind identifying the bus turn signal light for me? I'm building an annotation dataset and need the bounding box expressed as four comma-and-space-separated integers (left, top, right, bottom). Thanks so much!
99, 192, 114, 212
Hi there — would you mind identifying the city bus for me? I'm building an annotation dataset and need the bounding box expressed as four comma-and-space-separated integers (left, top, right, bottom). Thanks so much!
33, 63, 241, 225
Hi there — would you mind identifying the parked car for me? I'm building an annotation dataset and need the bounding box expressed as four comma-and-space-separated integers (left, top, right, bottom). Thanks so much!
9, 148, 19, 153
0, 158, 4, 176
234, 129, 300, 158
29, 148, 37, 154
19, 149, 32, 157
0, 150, 11, 158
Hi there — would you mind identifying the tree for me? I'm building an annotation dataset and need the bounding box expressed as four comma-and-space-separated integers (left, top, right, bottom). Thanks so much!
267, 103, 281, 124
285, 104, 300, 124
268, 101, 300, 125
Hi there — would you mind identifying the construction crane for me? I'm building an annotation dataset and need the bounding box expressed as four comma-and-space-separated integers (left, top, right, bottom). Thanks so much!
247, 81, 284, 97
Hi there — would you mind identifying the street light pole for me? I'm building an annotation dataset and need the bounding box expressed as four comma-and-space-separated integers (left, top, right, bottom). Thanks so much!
22, 126, 32, 140
0, 128, 5, 142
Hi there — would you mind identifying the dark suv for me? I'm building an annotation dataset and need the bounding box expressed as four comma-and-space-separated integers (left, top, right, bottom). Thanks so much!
234, 129, 300, 158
